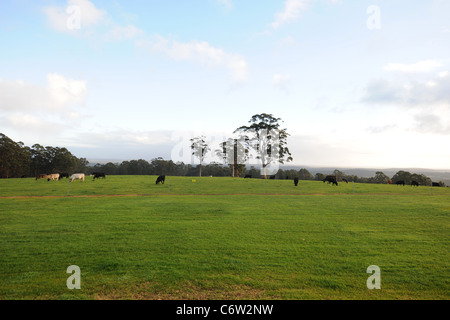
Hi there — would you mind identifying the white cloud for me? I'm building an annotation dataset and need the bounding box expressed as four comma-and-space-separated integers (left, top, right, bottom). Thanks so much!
140, 35, 249, 82
384, 60, 444, 74
273, 74, 292, 92
270, 0, 312, 29
0, 74, 87, 115
44, 0, 106, 33
106, 25, 144, 41
47, 73, 87, 108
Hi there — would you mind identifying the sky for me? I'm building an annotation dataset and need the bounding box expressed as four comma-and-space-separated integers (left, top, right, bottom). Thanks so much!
1, 0, 450, 169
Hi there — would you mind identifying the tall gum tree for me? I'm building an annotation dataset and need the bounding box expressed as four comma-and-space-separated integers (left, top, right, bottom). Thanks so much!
234, 113, 293, 179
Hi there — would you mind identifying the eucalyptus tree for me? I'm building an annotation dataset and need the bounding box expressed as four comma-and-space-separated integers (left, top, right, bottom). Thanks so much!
234, 113, 293, 179
190, 135, 210, 177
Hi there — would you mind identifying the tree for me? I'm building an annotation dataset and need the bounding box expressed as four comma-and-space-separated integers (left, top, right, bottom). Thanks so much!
0, 133, 29, 178
315, 173, 326, 181
190, 135, 210, 177
216, 137, 249, 177
298, 168, 314, 180
374, 171, 390, 184
391, 171, 412, 184
234, 113, 293, 179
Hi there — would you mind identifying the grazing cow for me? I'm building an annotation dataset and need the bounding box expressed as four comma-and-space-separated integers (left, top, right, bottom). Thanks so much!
92, 172, 106, 180
59, 173, 70, 179
342, 178, 348, 184
36, 174, 47, 180
46, 173, 60, 181
323, 175, 338, 186
269, 175, 275, 179
69, 173, 85, 182
431, 182, 440, 187
396, 180, 405, 186
244, 175, 252, 178
411, 181, 419, 187
156, 175, 165, 184
294, 177, 299, 186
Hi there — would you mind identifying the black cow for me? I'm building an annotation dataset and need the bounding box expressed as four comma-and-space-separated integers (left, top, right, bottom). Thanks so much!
294, 177, 299, 186
156, 175, 165, 184
411, 181, 419, 187
342, 178, 348, 184
93, 172, 106, 180
431, 182, 440, 187
244, 175, 252, 178
396, 180, 405, 186
323, 175, 338, 186
59, 173, 70, 179
269, 175, 275, 179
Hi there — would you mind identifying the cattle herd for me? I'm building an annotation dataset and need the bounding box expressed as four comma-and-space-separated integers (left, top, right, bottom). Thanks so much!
35, 172, 103, 182
34, 172, 444, 187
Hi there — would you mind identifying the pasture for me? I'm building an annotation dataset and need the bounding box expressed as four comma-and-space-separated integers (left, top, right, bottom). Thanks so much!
0, 176, 449, 300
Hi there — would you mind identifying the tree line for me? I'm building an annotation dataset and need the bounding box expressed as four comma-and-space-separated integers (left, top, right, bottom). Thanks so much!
0, 131, 445, 186
0, 133, 89, 179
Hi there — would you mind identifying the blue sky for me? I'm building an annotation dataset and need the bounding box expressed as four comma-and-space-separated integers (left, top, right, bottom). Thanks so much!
1, 0, 450, 169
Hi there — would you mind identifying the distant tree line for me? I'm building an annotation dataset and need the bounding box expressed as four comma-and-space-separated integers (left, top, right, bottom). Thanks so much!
0, 133, 445, 186
0, 133, 89, 178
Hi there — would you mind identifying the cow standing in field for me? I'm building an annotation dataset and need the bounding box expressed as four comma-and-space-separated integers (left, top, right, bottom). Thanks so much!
92, 172, 106, 180
431, 182, 440, 187
342, 178, 348, 184
59, 173, 69, 179
36, 173, 59, 181
294, 177, 299, 186
396, 180, 405, 186
47, 173, 60, 181
323, 175, 338, 186
388, 179, 392, 184
411, 181, 419, 187
244, 175, 252, 178
69, 173, 85, 182
156, 175, 165, 184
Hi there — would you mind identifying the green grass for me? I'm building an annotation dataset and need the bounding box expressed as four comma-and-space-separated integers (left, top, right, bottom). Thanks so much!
0, 176, 449, 299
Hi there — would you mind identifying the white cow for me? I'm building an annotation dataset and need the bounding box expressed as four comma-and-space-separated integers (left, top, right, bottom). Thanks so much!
69, 173, 85, 182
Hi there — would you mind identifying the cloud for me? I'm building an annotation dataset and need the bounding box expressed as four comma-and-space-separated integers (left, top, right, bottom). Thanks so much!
366, 124, 398, 134
106, 24, 144, 41
270, 0, 312, 30
384, 60, 444, 74
413, 112, 450, 135
139, 35, 249, 82
44, 0, 106, 33
43, 0, 143, 43
273, 74, 292, 92
0, 73, 88, 136
363, 66, 450, 135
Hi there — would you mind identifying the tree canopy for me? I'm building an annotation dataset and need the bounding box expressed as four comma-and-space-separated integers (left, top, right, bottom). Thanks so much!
234, 113, 293, 178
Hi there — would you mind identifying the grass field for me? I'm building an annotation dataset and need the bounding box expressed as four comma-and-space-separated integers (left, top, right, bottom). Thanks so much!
0, 176, 449, 300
